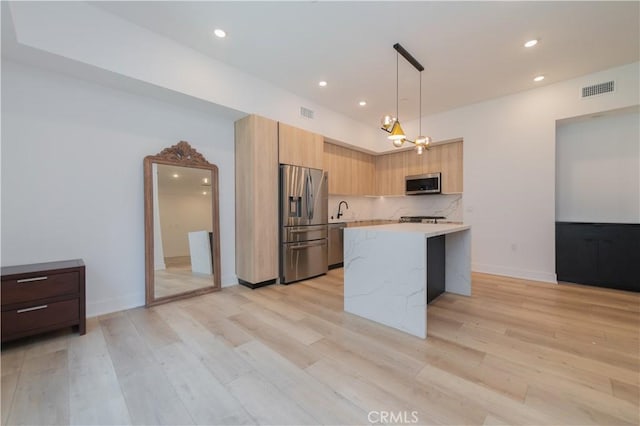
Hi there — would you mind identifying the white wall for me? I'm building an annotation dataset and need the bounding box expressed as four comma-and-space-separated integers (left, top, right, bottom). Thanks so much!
159, 192, 213, 258
1, 61, 237, 316
4, 1, 639, 287
388, 62, 639, 282
7, 1, 380, 152
556, 109, 639, 223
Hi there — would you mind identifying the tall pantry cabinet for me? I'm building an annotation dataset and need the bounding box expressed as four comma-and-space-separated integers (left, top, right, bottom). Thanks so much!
234, 115, 279, 288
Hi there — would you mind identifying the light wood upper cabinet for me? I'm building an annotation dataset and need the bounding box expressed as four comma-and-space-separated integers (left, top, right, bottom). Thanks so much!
375, 151, 407, 196
440, 141, 463, 194
352, 149, 376, 195
323, 143, 375, 195
234, 115, 279, 286
375, 140, 463, 195
406, 148, 424, 177
278, 122, 323, 169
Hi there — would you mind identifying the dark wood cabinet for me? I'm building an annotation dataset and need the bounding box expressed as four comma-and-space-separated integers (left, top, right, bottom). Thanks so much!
427, 235, 446, 303
1, 259, 86, 342
556, 223, 640, 292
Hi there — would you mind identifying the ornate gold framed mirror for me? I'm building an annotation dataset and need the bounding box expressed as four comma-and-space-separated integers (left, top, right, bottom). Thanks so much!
144, 141, 221, 307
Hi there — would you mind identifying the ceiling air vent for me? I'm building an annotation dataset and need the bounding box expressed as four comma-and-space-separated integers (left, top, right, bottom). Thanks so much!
300, 106, 314, 119
581, 81, 615, 98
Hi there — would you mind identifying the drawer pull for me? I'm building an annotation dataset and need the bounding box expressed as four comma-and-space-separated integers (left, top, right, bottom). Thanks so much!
17, 276, 48, 283
17, 305, 48, 314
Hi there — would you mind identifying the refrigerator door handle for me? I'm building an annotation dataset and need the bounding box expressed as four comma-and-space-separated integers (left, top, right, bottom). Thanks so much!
290, 240, 327, 250
308, 172, 314, 220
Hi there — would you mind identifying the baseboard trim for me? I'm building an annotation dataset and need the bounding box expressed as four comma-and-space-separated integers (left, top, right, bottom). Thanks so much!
87, 292, 144, 318
472, 263, 557, 284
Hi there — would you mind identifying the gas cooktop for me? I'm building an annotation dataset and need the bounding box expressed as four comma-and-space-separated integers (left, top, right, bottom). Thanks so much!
399, 216, 446, 223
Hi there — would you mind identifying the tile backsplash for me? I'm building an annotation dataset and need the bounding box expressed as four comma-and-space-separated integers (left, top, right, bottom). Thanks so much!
328, 194, 463, 222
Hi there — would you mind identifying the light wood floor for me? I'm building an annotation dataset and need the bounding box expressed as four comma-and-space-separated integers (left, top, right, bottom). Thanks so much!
154, 266, 214, 298
2, 270, 639, 425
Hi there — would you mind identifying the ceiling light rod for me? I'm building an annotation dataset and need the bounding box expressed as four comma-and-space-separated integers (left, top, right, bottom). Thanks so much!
393, 43, 424, 72
380, 43, 431, 155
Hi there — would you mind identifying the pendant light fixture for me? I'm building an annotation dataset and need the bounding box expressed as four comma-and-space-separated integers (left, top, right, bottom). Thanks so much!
380, 43, 431, 155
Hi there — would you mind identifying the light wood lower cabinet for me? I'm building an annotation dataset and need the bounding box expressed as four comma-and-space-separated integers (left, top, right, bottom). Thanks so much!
278, 122, 323, 169
375, 141, 463, 196
234, 115, 279, 288
323, 143, 375, 195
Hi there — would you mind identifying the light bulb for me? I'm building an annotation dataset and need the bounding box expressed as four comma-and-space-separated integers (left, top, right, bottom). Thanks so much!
381, 115, 395, 130
415, 136, 432, 147
392, 138, 405, 148
416, 145, 424, 155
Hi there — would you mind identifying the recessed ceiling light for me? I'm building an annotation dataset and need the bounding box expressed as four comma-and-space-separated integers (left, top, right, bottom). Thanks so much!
359, 100, 367, 106
524, 39, 538, 48
318, 81, 327, 87
214, 29, 226, 38
172, 173, 179, 178
533, 75, 545, 82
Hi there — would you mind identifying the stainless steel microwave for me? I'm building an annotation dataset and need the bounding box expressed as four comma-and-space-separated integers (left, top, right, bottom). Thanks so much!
405, 173, 441, 195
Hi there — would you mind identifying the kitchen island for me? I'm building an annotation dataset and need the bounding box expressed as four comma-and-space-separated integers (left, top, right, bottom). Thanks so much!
344, 223, 471, 339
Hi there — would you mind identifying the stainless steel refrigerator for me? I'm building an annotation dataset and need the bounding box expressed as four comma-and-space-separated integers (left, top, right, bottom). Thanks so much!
280, 164, 328, 284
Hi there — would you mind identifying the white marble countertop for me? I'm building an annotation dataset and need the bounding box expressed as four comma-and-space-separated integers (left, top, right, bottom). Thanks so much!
345, 222, 470, 237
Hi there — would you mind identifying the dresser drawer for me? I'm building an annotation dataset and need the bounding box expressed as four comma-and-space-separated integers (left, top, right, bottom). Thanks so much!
1, 299, 79, 337
2, 272, 79, 305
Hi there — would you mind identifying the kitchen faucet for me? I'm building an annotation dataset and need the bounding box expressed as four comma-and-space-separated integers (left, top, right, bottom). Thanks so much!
337, 200, 349, 219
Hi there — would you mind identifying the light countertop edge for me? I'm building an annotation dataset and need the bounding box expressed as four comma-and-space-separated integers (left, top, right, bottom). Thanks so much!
344, 223, 470, 238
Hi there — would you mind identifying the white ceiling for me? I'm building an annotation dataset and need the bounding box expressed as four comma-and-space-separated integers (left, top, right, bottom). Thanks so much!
157, 164, 213, 196
89, 2, 639, 128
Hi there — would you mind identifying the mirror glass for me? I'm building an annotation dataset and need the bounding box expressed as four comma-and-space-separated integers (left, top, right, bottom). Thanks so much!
153, 164, 214, 298
144, 141, 221, 306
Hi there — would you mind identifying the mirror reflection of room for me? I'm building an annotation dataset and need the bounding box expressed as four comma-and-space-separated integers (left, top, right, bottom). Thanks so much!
153, 163, 214, 298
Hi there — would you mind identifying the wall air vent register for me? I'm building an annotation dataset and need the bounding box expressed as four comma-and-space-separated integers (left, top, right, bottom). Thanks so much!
581, 81, 615, 98
300, 106, 314, 119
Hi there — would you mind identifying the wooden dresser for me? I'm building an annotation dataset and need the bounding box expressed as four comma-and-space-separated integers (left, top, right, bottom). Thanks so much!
1, 259, 86, 342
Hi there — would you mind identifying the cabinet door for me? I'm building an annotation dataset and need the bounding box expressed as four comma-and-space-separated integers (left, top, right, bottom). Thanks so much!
324, 143, 375, 196
441, 141, 463, 193
361, 152, 376, 195
424, 144, 442, 174
406, 148, 424, 176
278, 123, 323, 169
597, 225, 640, 291
375, 151, 406, 196
324, 143, 350, 195
352, 150, 375, 196
338, 145, 354, 195
235, 115, 279, 284
556, 223, 599, 284
323, 143, 338, 194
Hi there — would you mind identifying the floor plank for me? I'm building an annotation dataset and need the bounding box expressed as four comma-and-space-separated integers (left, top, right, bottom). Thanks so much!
2, 269, 638, 425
